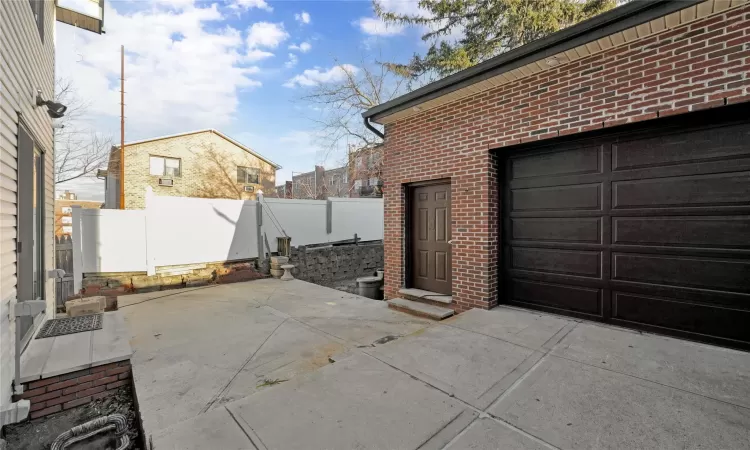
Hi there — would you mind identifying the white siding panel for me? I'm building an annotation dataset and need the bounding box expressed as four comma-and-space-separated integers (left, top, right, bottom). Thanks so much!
0, 0, 55, 419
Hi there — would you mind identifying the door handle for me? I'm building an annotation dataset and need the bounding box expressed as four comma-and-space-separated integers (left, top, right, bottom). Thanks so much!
448, 240, 453, 244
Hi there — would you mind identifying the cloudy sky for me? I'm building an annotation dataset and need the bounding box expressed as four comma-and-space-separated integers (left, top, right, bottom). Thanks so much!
55, 0, 429, 200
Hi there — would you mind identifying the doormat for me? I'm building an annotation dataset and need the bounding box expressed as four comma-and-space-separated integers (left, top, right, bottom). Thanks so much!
36, 314, 102, 339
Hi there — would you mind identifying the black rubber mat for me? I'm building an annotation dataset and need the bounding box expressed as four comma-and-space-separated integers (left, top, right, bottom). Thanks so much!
35, 314, 102, 339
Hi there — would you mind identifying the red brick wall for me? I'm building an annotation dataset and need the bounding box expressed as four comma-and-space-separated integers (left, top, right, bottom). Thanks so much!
383, 5, 750, 313
13, 360, 131, 420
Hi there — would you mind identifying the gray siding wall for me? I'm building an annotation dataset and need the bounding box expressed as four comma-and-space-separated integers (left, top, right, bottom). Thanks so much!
0, 0, 56, 414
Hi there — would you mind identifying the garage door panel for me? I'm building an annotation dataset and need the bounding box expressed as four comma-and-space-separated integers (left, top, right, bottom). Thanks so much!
612, 292, 750, 343
502, 117, 750, 348
512, 145, 601, 179
612, 253, 750, 293
509, 173, 609, 189
610, 158, 750, 184
510, 278, 602, 316
613, 172, 750, 209
612, 123, 750, 171
512, 247, 601, 278
512, 217, 601, 243
613, 216, 750, 248
513, 184, 601, 211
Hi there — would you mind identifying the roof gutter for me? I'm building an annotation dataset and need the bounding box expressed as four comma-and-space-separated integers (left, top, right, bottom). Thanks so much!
363, 116, 385, 140
363, 0, 702, 123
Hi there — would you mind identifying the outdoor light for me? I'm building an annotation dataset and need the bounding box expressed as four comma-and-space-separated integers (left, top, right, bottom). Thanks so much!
36, 89, 68, 119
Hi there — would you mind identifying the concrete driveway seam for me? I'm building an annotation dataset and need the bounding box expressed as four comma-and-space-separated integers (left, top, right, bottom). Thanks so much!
226, 406, 264, 450
201, 318, 289, 413
417, 409, 479, 450
544, 352, 750, 412
355, 349, 563, 450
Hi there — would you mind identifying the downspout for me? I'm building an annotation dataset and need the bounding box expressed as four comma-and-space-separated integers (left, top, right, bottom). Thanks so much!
363, 117, 385, 140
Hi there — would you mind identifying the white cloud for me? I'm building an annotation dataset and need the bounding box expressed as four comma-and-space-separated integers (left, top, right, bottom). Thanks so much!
357, 0, 463, 43
246, 22, 289, 49
288, 41, 311, 53
245, 48, 275, 61
283, 64, 358, 88
229, 0, 272, 12
285, 53, 298, 68
56, 1, 263, 140
355, 17, 404, 36
294, 11, 311, 24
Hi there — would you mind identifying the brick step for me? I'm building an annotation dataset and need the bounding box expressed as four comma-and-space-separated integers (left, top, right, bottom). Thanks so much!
387, 298, 454, 320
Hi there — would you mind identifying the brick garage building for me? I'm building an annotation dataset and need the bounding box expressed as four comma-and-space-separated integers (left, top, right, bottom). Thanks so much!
365, 0, 750, 348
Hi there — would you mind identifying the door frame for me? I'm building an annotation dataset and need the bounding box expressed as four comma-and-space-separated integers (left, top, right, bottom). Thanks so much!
404, 178, 452, 291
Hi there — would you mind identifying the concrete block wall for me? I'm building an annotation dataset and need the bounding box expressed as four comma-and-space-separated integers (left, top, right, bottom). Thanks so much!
12, 361, 131, 420
289, 242, 383, 286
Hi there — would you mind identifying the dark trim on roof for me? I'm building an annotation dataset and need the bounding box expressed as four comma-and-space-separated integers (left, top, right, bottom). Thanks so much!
363, 0, 702, 122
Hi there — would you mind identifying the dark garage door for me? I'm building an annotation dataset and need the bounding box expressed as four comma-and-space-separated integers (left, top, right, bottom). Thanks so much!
501, 114, 750, 349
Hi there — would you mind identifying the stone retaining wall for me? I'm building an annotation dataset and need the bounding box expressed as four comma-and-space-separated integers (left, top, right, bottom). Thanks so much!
288, 241, 383, 287
75, 259, 265, 305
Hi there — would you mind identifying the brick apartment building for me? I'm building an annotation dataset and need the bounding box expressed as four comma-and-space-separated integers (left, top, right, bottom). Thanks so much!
288, 165, 349, 199
365, 0, 750, 349
103, 129, 281, 209
275, 146, 385, 199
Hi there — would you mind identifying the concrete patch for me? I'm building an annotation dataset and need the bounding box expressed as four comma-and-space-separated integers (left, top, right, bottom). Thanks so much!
227, 353, 476, 450
490, 356, 750, 450
443, 418, 552, 450
445, 307, 575, 350
150, 407, 255, 450
551, 322, 750, 408
366, 324, 539, 409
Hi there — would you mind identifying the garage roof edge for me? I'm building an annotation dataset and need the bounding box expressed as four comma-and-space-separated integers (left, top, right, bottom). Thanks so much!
363, 0, 703, 123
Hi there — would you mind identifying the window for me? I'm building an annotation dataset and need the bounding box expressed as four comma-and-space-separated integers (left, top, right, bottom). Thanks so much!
237, 166, 260, 184
329, 177, 336, 186
343, 173, 348, 184
150, 156, 181, 177
354, 179, 362, 189
62, 226, 73, 234
369, 178, 379, 186
61, 206, 72, 214
28, 0, 45, 42
61, 216, 72, 224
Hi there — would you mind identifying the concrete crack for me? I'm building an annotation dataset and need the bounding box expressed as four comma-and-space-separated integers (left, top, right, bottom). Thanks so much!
200, 317, 288, 413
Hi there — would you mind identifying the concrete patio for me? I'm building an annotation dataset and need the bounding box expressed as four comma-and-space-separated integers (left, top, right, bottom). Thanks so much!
122, 279, 750, 450
119, 279, 432, 441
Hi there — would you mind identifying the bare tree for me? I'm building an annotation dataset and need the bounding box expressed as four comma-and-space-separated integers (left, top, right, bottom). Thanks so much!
190, 143, 276, 200
299, 55, 408, 161
54, 78, 112, 184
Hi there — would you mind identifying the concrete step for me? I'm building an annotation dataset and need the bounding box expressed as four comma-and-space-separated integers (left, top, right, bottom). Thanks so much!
398, 288, 452, 305
387, 298, 454, 320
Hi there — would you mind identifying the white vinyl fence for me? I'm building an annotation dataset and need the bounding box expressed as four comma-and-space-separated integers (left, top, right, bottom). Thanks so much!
71, 191, 383, 292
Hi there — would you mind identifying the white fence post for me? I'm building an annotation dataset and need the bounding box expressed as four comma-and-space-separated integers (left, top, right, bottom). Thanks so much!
145, 187, 156, 276
71, 205, 83, 294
